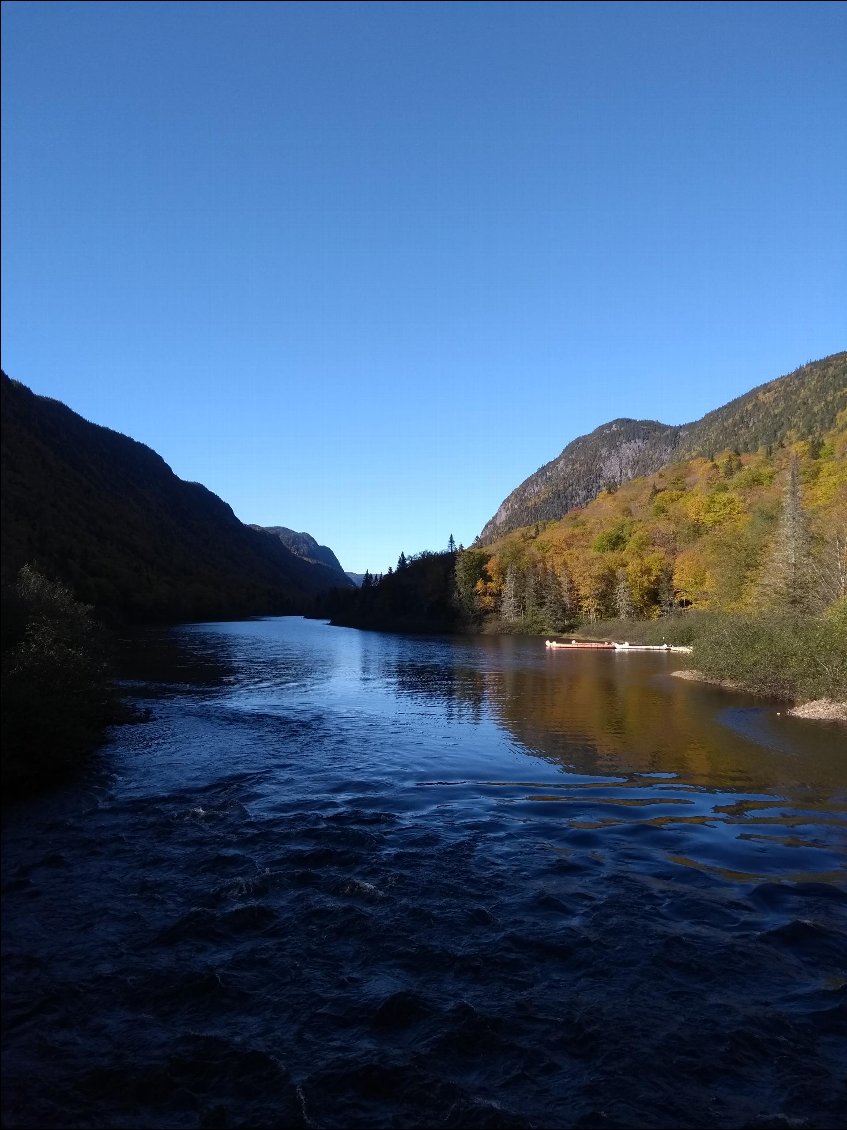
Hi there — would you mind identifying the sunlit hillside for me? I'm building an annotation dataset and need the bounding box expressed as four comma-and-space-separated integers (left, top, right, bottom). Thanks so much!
459, 415, 847, 627
479, 352, 847, 543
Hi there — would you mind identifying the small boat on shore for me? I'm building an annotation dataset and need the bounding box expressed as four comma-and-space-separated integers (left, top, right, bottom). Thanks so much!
545, 640, 615, 649
545, 639, 693, 654
613, 642, 693, 653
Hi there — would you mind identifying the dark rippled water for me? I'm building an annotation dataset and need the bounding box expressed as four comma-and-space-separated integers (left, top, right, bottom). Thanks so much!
3, 617, 846, 1129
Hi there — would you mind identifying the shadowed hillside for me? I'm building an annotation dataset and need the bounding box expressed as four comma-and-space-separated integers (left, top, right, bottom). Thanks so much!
252, 526, 353, 586
1, 373, 345, 622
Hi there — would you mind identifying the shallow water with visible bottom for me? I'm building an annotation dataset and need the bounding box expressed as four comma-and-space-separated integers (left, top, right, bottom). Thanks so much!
3, 617, 846, 1129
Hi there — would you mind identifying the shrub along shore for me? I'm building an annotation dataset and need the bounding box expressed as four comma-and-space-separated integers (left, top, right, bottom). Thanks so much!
567, 607, 847, 719
1, 567, 130, 797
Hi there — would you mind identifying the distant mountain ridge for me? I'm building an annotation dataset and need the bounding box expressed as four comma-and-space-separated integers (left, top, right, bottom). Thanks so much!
478, 353, 847, 543
252, 526, 353, 586
1, 373, 345, 621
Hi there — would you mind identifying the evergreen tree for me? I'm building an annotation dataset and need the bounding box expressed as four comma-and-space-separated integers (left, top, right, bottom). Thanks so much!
756, 457, 813, 615
500, 565, 521, 622
658, 570, 676, 617
541, 567, 570, 633
448, 534, 456, 555
524, 568, 538, 620
614, 569, 635, 619
811, 531, 847, 609
454, 548, 488, 622
397, 552, 407, 571
559, 568, 577, 623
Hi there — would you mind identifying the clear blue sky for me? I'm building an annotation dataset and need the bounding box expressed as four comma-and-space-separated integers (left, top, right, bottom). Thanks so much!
3, 1, 845, 574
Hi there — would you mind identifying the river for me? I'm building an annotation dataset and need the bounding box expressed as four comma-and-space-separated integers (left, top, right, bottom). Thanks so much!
2, 616, 845, 1128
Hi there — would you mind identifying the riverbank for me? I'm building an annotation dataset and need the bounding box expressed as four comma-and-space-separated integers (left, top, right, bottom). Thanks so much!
671, 669, 847, 722
787, 699, 847, 721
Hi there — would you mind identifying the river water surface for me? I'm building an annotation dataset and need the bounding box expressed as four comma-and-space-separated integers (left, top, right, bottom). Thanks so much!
2, 617, 846, 1128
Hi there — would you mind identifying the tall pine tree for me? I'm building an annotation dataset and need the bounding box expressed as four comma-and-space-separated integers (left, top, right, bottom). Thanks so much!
500, 565, 521, 622
756, 456, 813, 616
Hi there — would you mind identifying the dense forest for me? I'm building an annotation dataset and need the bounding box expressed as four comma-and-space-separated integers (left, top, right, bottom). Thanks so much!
316, 548, 461, 634
461, 427, 845, 630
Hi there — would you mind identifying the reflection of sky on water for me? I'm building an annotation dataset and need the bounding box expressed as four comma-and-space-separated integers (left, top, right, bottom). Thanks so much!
113, 618, 846, 884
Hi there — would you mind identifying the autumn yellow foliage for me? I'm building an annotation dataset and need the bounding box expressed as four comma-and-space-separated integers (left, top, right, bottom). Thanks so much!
465, 420, 846, 628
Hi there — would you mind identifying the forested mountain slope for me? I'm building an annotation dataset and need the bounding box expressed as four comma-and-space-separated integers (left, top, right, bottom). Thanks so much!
1, 373, 344, 621
479, 353, 846, 543
461, 414, 846, 629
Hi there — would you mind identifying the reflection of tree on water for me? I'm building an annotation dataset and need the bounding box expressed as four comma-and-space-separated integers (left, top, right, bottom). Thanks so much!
122, 622, 339, 701
482, 652, 846, 797
359, 637, 488, 723
347, 630, 843, 800
117, 626, 239, 691
392, 661, 487, 723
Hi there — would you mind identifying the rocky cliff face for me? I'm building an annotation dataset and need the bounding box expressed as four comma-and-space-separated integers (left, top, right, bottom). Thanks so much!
478, 353, 846, 543
480, 419, 678, 542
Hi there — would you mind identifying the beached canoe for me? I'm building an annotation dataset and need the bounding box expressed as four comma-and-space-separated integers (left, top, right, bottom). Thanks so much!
613, 642, 693, 653
545, 640, 615, 649
545, 640, 693, 654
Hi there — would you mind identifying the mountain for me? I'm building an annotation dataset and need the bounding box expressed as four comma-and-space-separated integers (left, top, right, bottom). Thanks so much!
478, 353, 847, 543
1, 373, 345, 622
345, 572, 366, 588
251, 526, 353, 586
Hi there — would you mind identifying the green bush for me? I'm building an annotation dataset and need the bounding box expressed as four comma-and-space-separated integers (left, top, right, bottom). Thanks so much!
690, 611, 847, 702
592, 521, 633, 553
1, 566, 119, 793
581, 613, 710, 646
582, 608, 846, 702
